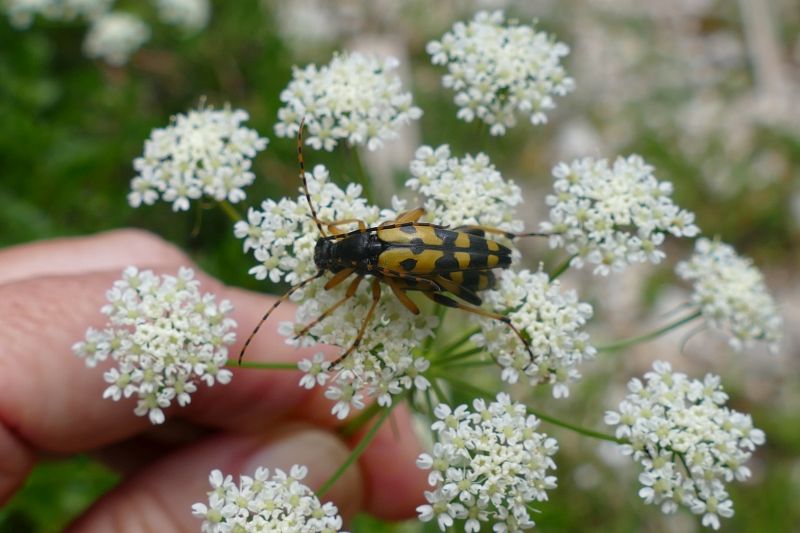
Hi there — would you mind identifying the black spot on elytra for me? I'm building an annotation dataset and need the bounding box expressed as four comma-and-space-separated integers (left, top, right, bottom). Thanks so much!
462, 270, 480, 288
410, 238, 425, 255
400, 225, 417, 234
434, 227, 458, 246
400, 258, 418, 271
469, 253, 488, 268
468, 234, 489, 252
435, 253, 459, 271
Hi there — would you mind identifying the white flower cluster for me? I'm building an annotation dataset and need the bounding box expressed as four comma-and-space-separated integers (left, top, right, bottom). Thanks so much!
3, 0, 113, 28
427, 10, 574, 135
406, 144, 524, 232
234, 165, 434, 418
417, 393, 559, 532
4, 0, 211, 64
274, 52, 422, 151
72, 267, 236, 424
472, 269, 595, 398
130, 106, 268, 211
676, 238, 782, 353
83, 11, 150, 66
540, 155, 700, 275
154, 0, 210, 31
192, 466, 345, 533
605, 361, 765, 530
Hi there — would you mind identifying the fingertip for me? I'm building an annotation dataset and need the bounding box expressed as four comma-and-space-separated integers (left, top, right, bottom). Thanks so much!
0, 229, 190, 285
0, 419, 36, 505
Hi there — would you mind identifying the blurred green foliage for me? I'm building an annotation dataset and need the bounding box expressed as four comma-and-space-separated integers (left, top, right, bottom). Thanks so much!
0, 458, 117, 532
1, 1, 799, 531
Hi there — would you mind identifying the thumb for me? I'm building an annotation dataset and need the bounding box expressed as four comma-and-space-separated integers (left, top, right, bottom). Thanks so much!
67, 426, 362, 532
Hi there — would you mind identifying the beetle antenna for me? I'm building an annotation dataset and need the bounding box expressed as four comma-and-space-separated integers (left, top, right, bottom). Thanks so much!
297, 118, 327, 238
238, 270, 326, 364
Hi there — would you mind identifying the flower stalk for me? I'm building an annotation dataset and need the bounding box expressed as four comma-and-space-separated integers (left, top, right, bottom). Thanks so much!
596, 310, 702, 352
317, 402, 397, 498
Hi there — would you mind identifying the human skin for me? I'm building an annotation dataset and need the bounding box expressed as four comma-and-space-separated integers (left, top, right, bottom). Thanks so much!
0, 229, 428, 531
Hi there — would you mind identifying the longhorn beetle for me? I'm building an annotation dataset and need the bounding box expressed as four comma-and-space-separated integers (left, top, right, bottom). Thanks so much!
239, 120, 545, 367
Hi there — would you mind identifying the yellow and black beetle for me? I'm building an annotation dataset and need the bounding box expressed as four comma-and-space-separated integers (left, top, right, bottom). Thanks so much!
239, 121, 541, 367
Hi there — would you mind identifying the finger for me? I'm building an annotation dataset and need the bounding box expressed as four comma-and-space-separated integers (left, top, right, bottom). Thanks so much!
86, 404, 429, 520
0, 229, 190, 285
350, 406, 428, 519
67, 426, 363, 532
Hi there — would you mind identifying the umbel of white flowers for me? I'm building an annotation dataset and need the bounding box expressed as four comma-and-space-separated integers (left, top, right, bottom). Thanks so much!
130, 105, 268, 211
428, 10, 575, 135
471, 268, 595, 398
73, 267, 236, 424
192, 465, 346, 532
540, 155, 700, 275
275, 51, 422, 152
417, 393, 559, 532
676, 238, 782, 353
605, 361, 765, 530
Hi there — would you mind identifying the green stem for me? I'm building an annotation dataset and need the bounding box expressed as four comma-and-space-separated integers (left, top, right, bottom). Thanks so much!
191, 203, 204, 238
423, 306, 448, 356
439, 359, 495, 369
339, 401, 382, 438
438, 326, 480, 358
525, 406, 625, 444
596, 310, 702, 352
218, 200, 243, 222
227, 360, 298, 370
317, 403, 396, 498
430, 377, 449, 404
424, 388, 435, 418
440, 374, 624, 444
349, 147, 376, 205
550, 253, 576, 281
476, 120, 488, 148
434, 346, 485, 366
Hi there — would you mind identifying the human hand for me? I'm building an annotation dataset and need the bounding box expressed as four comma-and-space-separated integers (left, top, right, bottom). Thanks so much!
0, 229, 427, 531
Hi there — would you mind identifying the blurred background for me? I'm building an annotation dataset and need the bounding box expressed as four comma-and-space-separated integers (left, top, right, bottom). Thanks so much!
0, 0, 798, 531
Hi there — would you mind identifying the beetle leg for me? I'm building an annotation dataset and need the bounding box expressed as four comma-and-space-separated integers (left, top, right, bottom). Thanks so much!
390, 207, 426, 224
372, 266, 441, 291
295, 275, 364, 339
324, 267, 356, 290
322, 219, 367, 236
432, 275, 482, 306
420, 291, 536, 365
331, 278, 382, 368
385, 277, 420, 315
239, 270, 326, 364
